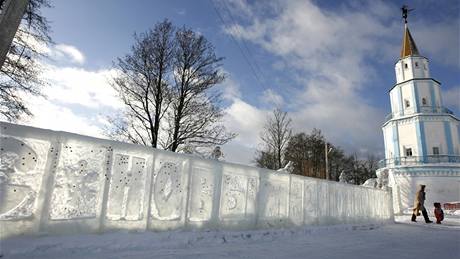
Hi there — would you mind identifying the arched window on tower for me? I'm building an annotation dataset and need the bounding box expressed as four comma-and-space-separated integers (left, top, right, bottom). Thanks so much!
432, 147, 439, 156
404, 63, 408, 69
422, 98, 427, 106
405, 148, 413, 157
405, 99, 410, 108
415, 62, 419, 68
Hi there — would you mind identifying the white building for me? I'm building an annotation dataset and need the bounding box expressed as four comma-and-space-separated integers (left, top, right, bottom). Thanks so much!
378, 22, 460, 214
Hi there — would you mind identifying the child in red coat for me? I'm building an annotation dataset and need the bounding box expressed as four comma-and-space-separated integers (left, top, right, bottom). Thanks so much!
434, 202, 444, 224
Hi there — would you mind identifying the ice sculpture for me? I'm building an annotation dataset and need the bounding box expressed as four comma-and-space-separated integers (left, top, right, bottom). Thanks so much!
259, 174, 289, 220
317, 181, 329, 221
343, 187, 353, 220
376, 169, 389, 189
289, 176, 304, 225
362, 178, 378, 188
0, 122, 393, 238
49, 142, 107, 220
304, 179, 318, 224
210, 146, 224, 161
188, 166, 215, 222
150, 159, 185, 221
339, 171, 347, 183
106, 154, 148, 221
0, 137, 50, 220
328, 183, 338, 220
276, 161, 294, 174
220, 172, 257, 220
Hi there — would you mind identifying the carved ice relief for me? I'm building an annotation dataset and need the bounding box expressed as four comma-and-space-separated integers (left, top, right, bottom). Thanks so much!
260, 178, 288, 219
246, 177, 257, 214
189, 167, 214, 222
317, 181, 329, 217
0, 136, 50, 220
151, 161, 184, 221
220, 174, 257, 219
289, 180, 304, 221
304, 181, 318, 218
49, 144, 107, 220
222, 175, 245, 213
106, 154, 147, 221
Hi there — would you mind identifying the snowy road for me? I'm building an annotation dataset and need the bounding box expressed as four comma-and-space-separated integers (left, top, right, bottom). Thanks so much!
1, 218, 459, 259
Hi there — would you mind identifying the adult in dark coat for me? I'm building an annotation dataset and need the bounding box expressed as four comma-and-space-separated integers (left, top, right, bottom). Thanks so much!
411, 185, 433, 223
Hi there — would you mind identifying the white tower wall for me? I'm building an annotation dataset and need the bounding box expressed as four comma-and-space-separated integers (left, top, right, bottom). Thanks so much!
398, 123, 418, 156
395, 56, 430, 83
452, 123, 460, 154
424, 121, 448, 155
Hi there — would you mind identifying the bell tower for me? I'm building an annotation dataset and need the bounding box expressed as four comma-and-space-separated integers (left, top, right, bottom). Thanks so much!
395, 24, 430, 83
378, 6, 460, 214
383, 14, 457, 163
390, 23, 443, 119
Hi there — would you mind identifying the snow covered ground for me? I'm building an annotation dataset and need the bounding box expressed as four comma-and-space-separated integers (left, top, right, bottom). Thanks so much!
1, 216, 459, 259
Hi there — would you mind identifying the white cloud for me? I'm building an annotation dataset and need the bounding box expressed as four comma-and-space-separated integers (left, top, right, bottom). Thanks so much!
217, 74, 242, 101
17, 61, 123, 140
221, 142, 257, 166
260, 89, 284, 107
442, 87, 460, 111
413, 20, 460, 68
42, 65, 122, 110
52, 44, 86, 65
20, 94, 105, 138
176, 9, 186, 15
11, 32, 85, 65
223, 98, 267, 148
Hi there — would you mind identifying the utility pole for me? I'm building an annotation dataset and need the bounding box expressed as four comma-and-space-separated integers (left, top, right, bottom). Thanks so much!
0, 0, 29, 69
325, 142, 332, 180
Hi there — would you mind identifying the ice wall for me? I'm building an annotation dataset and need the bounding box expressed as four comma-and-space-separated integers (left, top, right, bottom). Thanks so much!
0, 122, 393, 239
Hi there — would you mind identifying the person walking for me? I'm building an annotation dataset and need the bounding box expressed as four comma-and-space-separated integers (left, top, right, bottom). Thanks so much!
411, 185, 433, 223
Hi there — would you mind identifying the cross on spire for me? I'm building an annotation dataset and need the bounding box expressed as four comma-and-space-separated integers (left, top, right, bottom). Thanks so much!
400, 5, 419, 58
401, 5, 414, 24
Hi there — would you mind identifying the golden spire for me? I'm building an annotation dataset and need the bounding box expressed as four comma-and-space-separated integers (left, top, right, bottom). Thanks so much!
400, 5, 419, 58
400, 24, 420, 58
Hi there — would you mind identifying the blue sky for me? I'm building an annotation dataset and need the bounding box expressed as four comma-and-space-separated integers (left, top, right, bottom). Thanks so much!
22, 0, 459, 165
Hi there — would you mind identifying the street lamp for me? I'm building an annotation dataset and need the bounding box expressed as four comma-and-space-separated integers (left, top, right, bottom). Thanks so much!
325, 142, 333, 180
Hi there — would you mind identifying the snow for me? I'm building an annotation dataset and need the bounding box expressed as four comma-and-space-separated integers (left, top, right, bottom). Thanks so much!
0, 122, 457, 258
1, 219, 459, 259
394, 215, 460, 228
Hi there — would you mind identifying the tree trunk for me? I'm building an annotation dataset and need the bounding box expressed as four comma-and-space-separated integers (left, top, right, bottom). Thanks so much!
0, 0, 29, 68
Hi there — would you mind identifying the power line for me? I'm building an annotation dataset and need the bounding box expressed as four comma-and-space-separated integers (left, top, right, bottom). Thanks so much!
210, 0, 268, 94
219, 0, 268, 84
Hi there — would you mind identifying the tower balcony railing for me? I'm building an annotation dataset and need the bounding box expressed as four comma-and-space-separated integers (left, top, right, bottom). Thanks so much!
378, 155, 460, 168
385, 106, 454, 121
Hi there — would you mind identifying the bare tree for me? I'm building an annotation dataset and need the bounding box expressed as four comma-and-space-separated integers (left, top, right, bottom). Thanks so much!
254, 149, 277, 170
0, 0, 51, 121
108, 20, 174, 148
108, 21, 235, 152
164, 27, 235, 152
344, 154, 378, 184
0, 0, 29, 67
256, 108, 292, 170
284, 129, 347, 179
